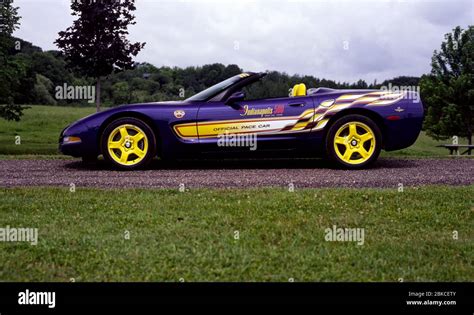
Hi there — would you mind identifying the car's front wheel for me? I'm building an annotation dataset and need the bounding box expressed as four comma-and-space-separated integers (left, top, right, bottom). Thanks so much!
101, 118, 156, 170
325, 114, 381, 169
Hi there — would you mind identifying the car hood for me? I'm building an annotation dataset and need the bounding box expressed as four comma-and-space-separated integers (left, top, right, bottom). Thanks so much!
64, 100, 190, 133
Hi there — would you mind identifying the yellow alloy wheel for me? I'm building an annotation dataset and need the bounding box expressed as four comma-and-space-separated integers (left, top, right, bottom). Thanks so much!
107, 124, 149, 166
333, 121, 376, 165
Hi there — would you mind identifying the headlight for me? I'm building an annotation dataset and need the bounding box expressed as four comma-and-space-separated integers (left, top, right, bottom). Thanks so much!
63, 136, 82, 144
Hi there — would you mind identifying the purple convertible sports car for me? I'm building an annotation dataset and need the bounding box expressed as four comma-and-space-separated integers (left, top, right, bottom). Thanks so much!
59, 72, 424, 169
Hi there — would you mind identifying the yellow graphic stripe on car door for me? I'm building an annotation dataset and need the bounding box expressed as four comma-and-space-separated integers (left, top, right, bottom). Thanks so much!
290, 112, 323, 131
197, 117, 299, 138
174, 122, 198, 139
174, 110, 320, 140
336, 94, 365, 102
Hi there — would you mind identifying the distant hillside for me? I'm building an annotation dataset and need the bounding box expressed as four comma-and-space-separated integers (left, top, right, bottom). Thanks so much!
6, 37, 421, 107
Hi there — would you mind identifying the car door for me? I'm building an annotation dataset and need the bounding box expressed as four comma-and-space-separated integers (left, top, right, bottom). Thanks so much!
196, 95, 315, 153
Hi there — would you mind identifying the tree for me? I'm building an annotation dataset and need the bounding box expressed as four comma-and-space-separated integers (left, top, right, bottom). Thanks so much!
379, 76, 420, 88
0, 0, 24, 121
111, 81, 131, 105
31, 51, 73, 88
33, 74, 57, 105
420, 26, 474, 145
55, 0, 145, 112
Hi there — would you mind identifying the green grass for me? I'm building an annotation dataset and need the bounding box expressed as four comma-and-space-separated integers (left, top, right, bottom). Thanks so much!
0, 105, 95, 155
0, 105, 470, 157
381, 132, 469, 158
0, 186, 472, 282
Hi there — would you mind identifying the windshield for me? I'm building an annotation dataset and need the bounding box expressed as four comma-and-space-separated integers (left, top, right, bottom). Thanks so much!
185, 74, 244, 102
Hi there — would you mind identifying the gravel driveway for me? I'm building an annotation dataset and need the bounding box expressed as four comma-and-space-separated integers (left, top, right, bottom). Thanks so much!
0, 158, 473, 189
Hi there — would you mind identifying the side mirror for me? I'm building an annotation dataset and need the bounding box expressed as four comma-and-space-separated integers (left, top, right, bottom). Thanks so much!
225, 91, 245, 105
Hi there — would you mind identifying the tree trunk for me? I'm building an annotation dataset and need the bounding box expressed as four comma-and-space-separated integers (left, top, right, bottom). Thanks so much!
468, 131, 472, 155
463, 110, 472, 153
96, 77, 101, 112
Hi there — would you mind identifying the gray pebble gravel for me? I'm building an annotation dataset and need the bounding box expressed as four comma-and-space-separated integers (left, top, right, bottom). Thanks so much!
0, 158, 472, 189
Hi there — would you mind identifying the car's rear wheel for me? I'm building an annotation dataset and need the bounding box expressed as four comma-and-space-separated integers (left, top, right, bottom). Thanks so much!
101, 118, 156, 170
325, 114, 381, 169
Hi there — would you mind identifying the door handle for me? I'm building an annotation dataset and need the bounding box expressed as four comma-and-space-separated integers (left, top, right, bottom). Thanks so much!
288, 102, 306, 107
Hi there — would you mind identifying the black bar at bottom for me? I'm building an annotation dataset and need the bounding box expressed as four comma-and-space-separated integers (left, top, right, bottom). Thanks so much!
0, 282, 471, 313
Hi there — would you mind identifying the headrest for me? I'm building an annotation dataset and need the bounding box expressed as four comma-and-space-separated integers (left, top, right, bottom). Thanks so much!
291, 83, 306, 97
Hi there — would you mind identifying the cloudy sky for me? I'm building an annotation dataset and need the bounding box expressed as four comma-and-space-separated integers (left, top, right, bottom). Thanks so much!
13, 0, 474, 83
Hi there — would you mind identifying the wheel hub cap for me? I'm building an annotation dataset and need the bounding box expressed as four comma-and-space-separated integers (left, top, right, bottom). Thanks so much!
107, 124, 149, 166
333, 121, 376, 165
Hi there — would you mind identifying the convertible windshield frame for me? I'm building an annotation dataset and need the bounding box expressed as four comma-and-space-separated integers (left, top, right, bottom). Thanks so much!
185, 74, 245, 102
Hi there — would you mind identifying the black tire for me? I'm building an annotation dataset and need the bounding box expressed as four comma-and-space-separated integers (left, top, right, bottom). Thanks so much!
325, 114, 382, 169
101, 117, 156, 170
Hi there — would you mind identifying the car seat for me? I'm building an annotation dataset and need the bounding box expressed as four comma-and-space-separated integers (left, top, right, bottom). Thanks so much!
291, 83, 307, 97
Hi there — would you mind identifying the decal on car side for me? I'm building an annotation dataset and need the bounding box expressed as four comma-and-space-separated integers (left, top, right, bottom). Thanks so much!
174, 110, 317, 140
174, 110, 186, 118
173, 91, 406, 140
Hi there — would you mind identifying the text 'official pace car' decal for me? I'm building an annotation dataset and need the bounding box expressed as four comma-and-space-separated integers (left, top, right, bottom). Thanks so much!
173, 91, 405, 140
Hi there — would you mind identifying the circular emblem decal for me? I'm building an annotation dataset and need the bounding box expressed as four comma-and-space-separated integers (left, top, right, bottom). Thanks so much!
174, 110, 185, 119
